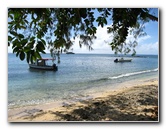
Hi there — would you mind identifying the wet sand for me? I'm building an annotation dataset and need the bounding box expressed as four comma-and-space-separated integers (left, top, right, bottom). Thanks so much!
8, 79, 158, 122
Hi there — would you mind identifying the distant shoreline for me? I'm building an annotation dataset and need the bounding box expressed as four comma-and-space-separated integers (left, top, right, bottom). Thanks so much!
8, 52, 158, 56
8, 76, 158, 122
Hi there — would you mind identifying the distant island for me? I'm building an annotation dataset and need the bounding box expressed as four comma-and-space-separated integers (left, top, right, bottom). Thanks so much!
66, 52, 75, 54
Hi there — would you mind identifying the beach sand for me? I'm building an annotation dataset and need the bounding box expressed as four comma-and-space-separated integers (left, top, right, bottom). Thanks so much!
8, 78, 158, 122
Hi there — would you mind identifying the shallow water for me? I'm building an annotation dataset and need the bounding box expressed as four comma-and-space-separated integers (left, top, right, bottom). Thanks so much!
8, 53, 158, 108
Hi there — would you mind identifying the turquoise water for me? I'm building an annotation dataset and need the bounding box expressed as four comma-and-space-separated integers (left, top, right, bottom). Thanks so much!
8, 53, 158, 108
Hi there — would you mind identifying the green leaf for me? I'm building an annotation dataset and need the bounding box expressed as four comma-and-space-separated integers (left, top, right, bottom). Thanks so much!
36, 41, 45, 51
20, 26, 26, 29
30, 37, 35, 41
10, 31, 18, 36
34, 51, 42, 59
8, 36, 13, 41
29, 50, 36, 63
12, 39, 20, 49
30, 55, 34, 63
100, 22, 104, 28
27, 40, 35, 48
21, 39, 28, 47
13, 47, 20, 53
103, 18, 107, 25
16, 51, 20, 57
41, 39, 46, 45
37, 33, 41, 39
9, 14, 14, 20
24, 19, 29, 24
30, 50, 35, 56
20, 51, 25, 60
18, 34, 24, 39
26, 51, 30, 63
40, 50, 46, 54
84, 19, 89, 26
79, 8, 87, 18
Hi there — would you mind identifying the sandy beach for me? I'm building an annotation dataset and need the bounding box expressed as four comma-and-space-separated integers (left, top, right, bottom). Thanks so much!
8, 78, 158, 122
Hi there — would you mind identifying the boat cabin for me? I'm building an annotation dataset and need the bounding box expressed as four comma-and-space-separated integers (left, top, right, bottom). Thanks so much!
29, 58, 58, 71
35, 59, 46, 66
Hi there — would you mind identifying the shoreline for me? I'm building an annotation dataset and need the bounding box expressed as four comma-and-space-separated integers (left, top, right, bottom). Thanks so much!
8, 77, 158, 122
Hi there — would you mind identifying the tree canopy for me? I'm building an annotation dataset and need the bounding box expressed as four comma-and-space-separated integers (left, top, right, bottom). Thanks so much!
8, 8, 158, 63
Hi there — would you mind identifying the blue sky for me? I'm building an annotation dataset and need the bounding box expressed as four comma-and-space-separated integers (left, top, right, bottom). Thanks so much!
8, 8, 159, 55
71, 8, 159, 55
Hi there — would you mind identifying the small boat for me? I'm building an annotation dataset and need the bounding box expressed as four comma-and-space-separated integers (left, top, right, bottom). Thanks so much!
114, 58, 132, 63
66, 52, 75, 54
29, 58, 58, 71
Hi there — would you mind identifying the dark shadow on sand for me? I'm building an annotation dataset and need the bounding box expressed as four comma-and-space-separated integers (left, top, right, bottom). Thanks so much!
49, 85, 158, 121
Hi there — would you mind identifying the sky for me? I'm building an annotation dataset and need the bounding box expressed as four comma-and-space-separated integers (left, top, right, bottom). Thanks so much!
71, 9, 159, 55
8, 8, 159, 55
71, 21, 158, 55
70, 8, 158, 55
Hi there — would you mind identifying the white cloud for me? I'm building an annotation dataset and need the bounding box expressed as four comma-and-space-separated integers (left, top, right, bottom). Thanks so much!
135, 41, 158, 54
72, 25, 158, 55
72, 25, 114, 54
126, 33, 151, 43
137, 35, 151, 43
124, 30, 158, 54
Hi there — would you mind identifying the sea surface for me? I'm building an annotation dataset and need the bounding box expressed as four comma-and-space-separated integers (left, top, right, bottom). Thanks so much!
8, 53, 158, 109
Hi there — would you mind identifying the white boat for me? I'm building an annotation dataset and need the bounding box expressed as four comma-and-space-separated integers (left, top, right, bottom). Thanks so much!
29, 58, 58, 71
114, 58, 132, 62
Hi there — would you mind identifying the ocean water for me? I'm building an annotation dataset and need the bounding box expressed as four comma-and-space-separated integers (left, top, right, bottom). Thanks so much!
8, 53, 158, 109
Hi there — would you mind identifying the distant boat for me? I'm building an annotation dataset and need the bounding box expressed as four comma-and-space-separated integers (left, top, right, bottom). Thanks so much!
29, 58, 58, 71
66, 52, 75, 54
114, 58, 132, 63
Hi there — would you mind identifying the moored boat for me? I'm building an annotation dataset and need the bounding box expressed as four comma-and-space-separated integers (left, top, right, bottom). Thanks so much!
29, 58, 58, 71
114, 58, 132, 63
66, 52, 75, 54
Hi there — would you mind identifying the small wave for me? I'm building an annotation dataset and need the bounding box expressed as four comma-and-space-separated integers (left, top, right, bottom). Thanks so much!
108, 68, 158, 80
88, 77, 108, 83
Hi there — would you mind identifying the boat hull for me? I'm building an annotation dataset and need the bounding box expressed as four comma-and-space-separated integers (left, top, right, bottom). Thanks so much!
66, 52, 75, 54
114, 59, 132, 62
29, 64, 58, 71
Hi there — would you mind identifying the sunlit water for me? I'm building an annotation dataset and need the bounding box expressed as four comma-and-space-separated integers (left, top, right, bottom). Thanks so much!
8, 53, 158, 109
